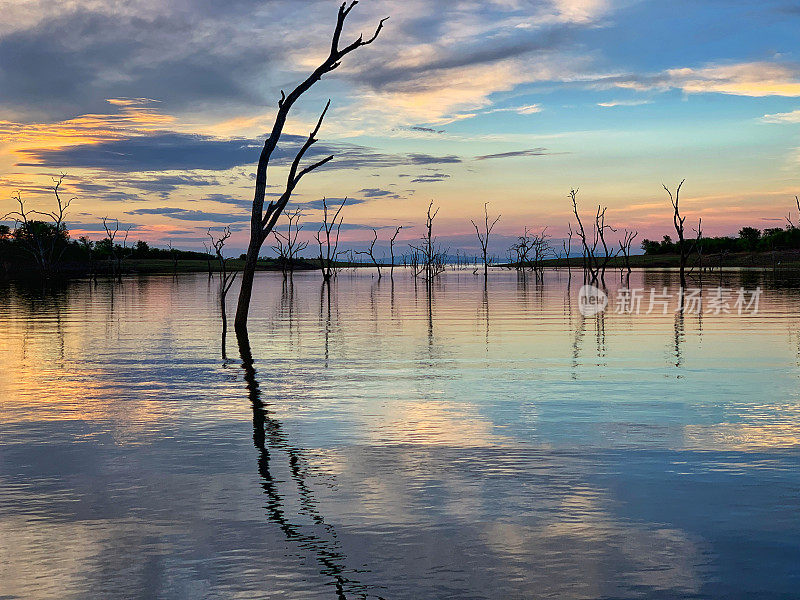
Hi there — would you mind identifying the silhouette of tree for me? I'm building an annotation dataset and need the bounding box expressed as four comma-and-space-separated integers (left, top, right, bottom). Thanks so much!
271, 208, 308, 277
235, 1, 388, 332
208, 227, 238, 358
3, 174, 73, 276
471, 202, 500, 282
389, 225, 402, 278
618, 229, 638, 276
355, 228, 382, 279
315, 197, 347, 282
664, 179, 690, 288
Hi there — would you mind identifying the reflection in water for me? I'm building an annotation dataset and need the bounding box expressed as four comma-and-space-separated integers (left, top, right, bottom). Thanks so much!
1, 269, 800, 599
237, 332, 374, 600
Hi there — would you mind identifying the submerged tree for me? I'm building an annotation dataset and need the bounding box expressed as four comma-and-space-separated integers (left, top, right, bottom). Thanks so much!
618, 229, 638, 276
355, 228, 382, 279
208, 227, 238, 358
471, 202, 501, 282
234, 2, 388, 332
316, 197, 347, 282
411, 201, 446, 283
562, 224, 573, 273
569, 189, 614, 282
664, 179, 689, 288
389, 225, 402, 278
271, 208, 308, 277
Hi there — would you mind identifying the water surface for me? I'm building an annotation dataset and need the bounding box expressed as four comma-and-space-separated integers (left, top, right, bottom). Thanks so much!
1, 269, 799, 599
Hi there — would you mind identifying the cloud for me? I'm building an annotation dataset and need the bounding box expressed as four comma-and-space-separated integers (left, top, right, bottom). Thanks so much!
291, 198, 368, 210
126, 174, 219, 196
16, 132, 263, 171
124, 207, 248, 222
66, 220, 139, 232
0, 6, 286, 120
597, 99, 652, 107
407, 153, 462, 165
761, 109, 800, 123
15, 129, 464, 173
201, 194, 253, 209
408, 126, 445, 134
411, 173, 450, 183
607, 61, 800, 98
358, 188, 402, 199
475, 148, 550, 160
485, 103, 544, 115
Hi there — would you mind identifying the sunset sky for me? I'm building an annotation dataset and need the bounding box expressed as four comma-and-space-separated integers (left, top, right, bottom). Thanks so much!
1, 0, 799, 255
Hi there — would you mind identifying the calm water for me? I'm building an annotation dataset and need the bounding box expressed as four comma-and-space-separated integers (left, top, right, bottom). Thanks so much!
1, 269, 799, 599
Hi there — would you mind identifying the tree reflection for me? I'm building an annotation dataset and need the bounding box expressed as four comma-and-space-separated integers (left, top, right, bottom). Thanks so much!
236, 331, 375, 599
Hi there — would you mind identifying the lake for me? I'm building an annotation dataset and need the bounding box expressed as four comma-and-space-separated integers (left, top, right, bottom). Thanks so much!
1, 269, 799, 599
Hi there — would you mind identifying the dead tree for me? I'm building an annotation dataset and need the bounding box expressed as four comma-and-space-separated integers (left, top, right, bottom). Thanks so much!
410, 201, 445, 283
316, 197, 346, 282
167, 240, 178, 275
663, 179, 688, 288
234, 2, 388, 332
408, 246, 422, 278
511, 227, 533, 270
594, 206, 615, 281
618, 229, 638, 276
118, 224, 132, 277
570, 189, 597, 280
786, 196, 800, 229
271, 208, 308, 276
208, 227, 239, 358
202, 241, 214, 278
102, 217, 120, 278
471, 202, 501, 282
531, 227, 552, 277
389, 225, 402, 278
562, 224, 573, 272
355, 228, 382, 278
3, 175, 73, 276
690, 218, 704, 277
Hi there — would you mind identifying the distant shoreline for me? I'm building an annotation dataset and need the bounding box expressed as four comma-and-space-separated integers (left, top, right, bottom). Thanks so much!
3, 249, 800, 281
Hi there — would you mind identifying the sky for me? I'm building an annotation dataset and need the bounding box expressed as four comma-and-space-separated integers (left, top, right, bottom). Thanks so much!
1, 0, 799, 256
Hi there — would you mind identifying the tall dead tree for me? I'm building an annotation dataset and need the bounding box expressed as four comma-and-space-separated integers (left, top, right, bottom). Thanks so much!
208, 227, 239, 358
786, 196, 800, 229
316, 197, 346, 282
471, 202, 501, 282
664, 179, 688, 288
271, 208, 308, 276
618, 229, 638, 276
570, 189, 596, 280
167, 240, 178, 275
102, 217, 120, 278
389, 225, 402, 278
593, 206, 615, 281
234, 2, 388, 332
411, 201, 445, 283
562, 224, 573, 272
355, 228, 382, 278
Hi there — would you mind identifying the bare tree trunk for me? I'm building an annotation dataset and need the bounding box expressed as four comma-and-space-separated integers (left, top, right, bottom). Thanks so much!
664, 179, 687, 289
472, 202, 500, 283
234, 2, 387, 333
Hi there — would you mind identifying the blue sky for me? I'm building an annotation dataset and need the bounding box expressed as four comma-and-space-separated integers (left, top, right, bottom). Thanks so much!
1, 0, 798, 254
